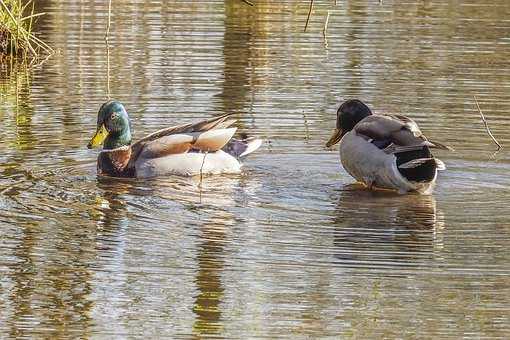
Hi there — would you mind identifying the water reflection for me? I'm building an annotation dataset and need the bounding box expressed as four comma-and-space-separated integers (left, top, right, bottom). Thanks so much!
94, 177, 132, 252
3, 205, 95, 338
92, 176, 246, 337
332, 185, 444, 270
219, 3, 255, 116
7, 219, 37, 339
192, 215, 228, 336
0, 64, 35, 151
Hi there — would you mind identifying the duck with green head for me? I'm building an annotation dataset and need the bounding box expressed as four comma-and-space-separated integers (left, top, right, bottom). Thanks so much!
88, 100, 132, 150
87, 100, 262, 178
326, 99, 453, 194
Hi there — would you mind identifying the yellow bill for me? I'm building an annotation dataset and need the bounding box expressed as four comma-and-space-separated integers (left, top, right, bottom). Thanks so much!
87, 124, 108, 149
326, 128, 343, 147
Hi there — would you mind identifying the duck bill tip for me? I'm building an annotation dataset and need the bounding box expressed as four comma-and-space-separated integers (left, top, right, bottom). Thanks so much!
326, 128, 342, 147
88, 124, 108, 149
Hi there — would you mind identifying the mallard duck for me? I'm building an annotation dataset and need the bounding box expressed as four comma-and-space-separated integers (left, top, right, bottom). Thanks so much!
326, 99, 452, 194
87, 100, 262, 178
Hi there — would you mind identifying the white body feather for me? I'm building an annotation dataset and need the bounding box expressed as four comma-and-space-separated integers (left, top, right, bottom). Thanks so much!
132, 128, 250, 178
339, 132, 437, 194
135, 150, 241, 178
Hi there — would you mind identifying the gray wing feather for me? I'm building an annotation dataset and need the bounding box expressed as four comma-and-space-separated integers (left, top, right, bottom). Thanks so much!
355, 114, 452, 150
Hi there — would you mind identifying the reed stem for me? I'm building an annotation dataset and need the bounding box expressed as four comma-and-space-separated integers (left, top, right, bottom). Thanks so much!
474, 95, 502, 151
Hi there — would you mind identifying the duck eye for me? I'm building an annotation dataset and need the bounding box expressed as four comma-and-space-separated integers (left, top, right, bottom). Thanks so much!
110, 111, 119, 120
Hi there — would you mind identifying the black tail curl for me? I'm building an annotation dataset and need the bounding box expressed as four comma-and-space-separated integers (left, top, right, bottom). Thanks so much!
396, 147, 437, 182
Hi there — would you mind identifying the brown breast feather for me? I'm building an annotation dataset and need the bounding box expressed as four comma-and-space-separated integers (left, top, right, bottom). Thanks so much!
101, 146, 132, 172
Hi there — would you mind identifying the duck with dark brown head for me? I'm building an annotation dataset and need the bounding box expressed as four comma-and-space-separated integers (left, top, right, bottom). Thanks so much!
326, 99, 453, 194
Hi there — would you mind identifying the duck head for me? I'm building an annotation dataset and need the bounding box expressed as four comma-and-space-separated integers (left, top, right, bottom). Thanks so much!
326, 99, 372, 147
87, 100, 132, 150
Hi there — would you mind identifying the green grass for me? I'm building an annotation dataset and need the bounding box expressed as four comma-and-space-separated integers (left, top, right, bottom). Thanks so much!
0, 0, 53, 59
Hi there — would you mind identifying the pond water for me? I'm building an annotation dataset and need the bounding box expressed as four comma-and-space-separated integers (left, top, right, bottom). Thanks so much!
1, 0, 509, 338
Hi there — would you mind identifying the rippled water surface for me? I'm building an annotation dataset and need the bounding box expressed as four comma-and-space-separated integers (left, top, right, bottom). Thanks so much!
1, 0, 510, 338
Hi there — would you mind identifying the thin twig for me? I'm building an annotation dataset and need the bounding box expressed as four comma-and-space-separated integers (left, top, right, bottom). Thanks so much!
29, 51, 52, 68
240, 0, 254, 6
104, 0, 112, 99
198, 151, 207, 204
29, 33, 53, 52
474, 95, 502, 150
104, 0, 112, 41
304, 0, 314, 32
106, 38, 110, 99
323, 11, 330, 37
15, 64, 19, 110
199, 152, 208, 189
303, 112, 310, 140
19, 12, 46, 22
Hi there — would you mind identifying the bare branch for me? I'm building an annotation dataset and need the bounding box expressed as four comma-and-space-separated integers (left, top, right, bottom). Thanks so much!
199, 152, 208, 189
323, 11, 330, 37
104, 0, 112, 41
474, 95, 502, 150
304, 0, 314, 32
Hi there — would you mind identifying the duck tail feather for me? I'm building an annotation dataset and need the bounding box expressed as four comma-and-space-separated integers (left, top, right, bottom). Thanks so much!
240, 138, 263, 157
427, 139, 454, 151
216, 118, 237, 129
398, 158, 435, 169
435, 158, 446, 171
222, 136, 262, 158
384, 144, 426, 154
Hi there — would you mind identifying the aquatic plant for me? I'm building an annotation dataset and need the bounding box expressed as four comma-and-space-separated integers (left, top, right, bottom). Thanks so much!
0, 0, 53, 59
0, 61, 35, 149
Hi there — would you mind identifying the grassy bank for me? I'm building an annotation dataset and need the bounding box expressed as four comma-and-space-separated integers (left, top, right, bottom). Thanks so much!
0, 0, 53, 60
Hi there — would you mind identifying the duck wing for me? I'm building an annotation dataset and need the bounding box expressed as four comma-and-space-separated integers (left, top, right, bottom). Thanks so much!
128, 113, 238, 164
134, 112, 236, 146
136, 128, 237, 159
354, 114, 453, 153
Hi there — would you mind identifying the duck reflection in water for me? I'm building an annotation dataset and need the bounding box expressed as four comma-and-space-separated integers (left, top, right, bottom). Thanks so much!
332, 184, 445, 270
97, 174, 247, 336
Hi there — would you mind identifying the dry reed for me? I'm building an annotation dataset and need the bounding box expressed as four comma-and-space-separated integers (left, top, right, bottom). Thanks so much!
0, 0, 53, 60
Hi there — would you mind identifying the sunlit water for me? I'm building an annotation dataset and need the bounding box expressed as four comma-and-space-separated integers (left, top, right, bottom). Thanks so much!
1, 0, 509, 338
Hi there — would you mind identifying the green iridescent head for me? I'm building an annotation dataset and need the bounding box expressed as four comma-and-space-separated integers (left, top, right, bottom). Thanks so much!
87, 100, 132, 150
